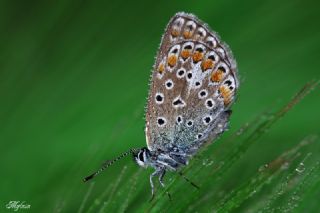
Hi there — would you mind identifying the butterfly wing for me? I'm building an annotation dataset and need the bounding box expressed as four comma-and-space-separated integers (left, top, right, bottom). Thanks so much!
145, 12, 239, 154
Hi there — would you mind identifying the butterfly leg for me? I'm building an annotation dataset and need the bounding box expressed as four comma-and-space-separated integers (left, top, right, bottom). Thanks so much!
158, 169, 166, 187
149, 169, 162, 202
158, 169, 172, 201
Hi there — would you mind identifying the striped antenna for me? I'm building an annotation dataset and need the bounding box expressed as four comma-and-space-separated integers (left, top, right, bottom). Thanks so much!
83, 148, 139, 182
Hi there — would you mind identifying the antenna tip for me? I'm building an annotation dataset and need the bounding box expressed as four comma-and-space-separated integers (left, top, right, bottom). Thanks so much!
83, 173, 95, 182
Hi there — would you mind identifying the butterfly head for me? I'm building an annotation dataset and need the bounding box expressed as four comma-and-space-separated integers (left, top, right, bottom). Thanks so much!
133, 147, 151, 168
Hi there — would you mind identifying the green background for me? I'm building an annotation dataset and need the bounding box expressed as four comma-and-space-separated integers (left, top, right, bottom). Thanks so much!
1, 0, 319, 212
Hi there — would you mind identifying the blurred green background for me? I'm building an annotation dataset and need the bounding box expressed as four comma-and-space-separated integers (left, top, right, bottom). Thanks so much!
1, 0, 319, 212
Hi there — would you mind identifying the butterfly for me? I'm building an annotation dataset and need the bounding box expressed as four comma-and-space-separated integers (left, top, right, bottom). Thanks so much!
83, 12, 239, 200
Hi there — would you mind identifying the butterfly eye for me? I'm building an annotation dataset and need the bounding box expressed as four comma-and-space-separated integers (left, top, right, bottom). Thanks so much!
138, 151, 144, 162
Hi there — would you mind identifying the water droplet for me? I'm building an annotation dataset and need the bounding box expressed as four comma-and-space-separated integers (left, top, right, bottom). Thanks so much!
236, 123, 249, 135
295, 163, 305, 173
259, 163, 270, 172
292, 195, 300, 201
250, 190, 257, 196
202, 158, 214, 167
281, 162, 289, 170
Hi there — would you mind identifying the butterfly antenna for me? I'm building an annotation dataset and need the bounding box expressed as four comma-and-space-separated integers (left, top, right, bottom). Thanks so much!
83, 148, 138, 182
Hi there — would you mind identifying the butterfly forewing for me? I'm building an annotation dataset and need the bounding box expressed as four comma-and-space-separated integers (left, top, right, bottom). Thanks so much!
145, 12, 238, 154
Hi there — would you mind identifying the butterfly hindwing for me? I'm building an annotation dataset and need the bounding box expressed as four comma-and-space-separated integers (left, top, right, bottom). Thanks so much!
145, 12, 238, 153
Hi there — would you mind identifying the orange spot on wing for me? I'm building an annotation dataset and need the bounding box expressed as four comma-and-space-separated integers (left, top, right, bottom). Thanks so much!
192, 51, 203, 63
171, 29, 179, 37
158, 63, 165, 73
167, 55, 177, 67
211, 69, 224, 82
219, 86, 232, 105
201, 59, 215, 71
183, 31, 193, 39
181, 50, 191, 59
